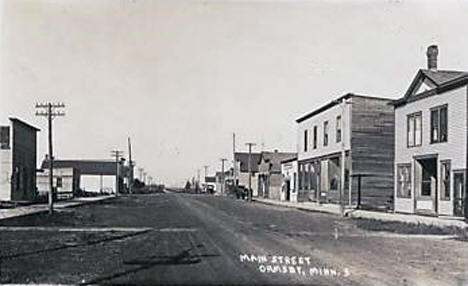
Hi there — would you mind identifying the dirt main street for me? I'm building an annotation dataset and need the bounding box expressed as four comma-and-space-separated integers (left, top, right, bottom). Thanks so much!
0, 193, 467, 285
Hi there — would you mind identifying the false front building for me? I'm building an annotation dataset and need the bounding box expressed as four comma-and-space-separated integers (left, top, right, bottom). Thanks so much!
0, 118, 39, 201
296, 93, 394, 210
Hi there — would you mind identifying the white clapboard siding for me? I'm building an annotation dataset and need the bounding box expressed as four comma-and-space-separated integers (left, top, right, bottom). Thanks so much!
394, 85, 467, 215
297, 102, 351, 162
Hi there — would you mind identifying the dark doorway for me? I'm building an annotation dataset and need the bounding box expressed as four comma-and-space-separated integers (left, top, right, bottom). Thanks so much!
415, 157, 438, 214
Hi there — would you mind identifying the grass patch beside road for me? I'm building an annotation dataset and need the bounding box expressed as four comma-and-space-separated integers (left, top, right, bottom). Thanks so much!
352, 217, 468, 236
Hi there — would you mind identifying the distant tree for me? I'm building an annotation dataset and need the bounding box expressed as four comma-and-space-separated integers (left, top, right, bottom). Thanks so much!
133, 178, 145, 189
185, 180, 191, 190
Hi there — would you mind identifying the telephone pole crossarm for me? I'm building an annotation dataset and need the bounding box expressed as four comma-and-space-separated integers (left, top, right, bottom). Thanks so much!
35, 102, 66, 215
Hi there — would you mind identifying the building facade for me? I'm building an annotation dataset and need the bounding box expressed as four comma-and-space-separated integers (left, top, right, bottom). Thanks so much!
393, 45, 468, 218
204, 176, 216, 193
281, 157, 298, 202
0, 118, 39, 201
37, 167, 81, 199
215, 169, 232, 195
234, 152, 261, 196
296, 94, 395, 210
258, 150, 296, 200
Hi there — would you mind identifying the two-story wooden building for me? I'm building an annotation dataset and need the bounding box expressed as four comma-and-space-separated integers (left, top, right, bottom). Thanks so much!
296, 94, 395, 210
393, 45, 468, 218
0, 118, 40, 201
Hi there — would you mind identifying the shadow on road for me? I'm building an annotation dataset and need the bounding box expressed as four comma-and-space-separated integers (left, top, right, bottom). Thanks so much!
0, 230, 151, 260
82, 244, 219, 285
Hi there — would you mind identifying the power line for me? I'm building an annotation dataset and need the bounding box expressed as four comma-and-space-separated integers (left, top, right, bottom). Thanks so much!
220, 158, 227, 195
245, 142, 256, 202
203, 165, 209, 193
110, 149, 124, 196
35, 102, 66, 214
128, 137, 134, 194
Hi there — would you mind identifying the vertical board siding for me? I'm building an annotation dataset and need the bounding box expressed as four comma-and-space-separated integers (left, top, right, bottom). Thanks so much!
351, 96, 395, 210
11, 122, 37, 201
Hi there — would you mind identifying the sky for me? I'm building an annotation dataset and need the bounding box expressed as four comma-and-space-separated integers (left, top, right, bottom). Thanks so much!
2, 0, 468, 187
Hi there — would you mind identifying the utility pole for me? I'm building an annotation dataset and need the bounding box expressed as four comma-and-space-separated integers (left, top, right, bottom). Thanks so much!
138, 167, 144, 181
148, 175, 153, 191
111, 149, 124, 196
203, 165, 209, 190
339, 98, 352, 217
35, 102, 65, 214
197, 168, 201, 193
220, 158, 227, 195
233, 133, 237, 187
128, 137, 134, 194
245, 142, 256, 202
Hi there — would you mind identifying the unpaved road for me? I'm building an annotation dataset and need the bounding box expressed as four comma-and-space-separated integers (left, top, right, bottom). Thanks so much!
0, 193, 467, 285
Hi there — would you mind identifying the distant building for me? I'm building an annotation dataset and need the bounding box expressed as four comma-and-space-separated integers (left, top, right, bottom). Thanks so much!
393, 45, 468, 218
204, 176, 216, 193
40, 158, 120, 193
281, 157, 298, 202
258, 150, 296, 200
215, 169, 232, 195
0, 118, 40, 201
234, 152, 261, 196
296, 93, 394, 210
37, 167, 81, 199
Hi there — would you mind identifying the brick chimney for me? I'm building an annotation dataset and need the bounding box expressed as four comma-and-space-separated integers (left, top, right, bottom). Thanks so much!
426, 45, 438, 70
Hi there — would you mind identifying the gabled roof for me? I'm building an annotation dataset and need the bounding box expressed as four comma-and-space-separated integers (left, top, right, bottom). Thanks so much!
259, 151, 297, 173
393, 69, 468, 107
234, 152, 261, 173
421, 69, 467, 85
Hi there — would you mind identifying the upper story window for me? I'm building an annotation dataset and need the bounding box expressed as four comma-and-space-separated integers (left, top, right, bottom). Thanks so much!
407, 112, 422, 148
431, 105, 448, 144
303, 129, 308, 152
313, 126, 317, 149
323, 121, 329, 146
336, 115, 342, 143
0, 126, 9, 150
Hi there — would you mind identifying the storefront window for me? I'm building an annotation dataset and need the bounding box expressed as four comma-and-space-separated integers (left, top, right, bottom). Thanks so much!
440, 161, 451, 200
397, 164, 411, 198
